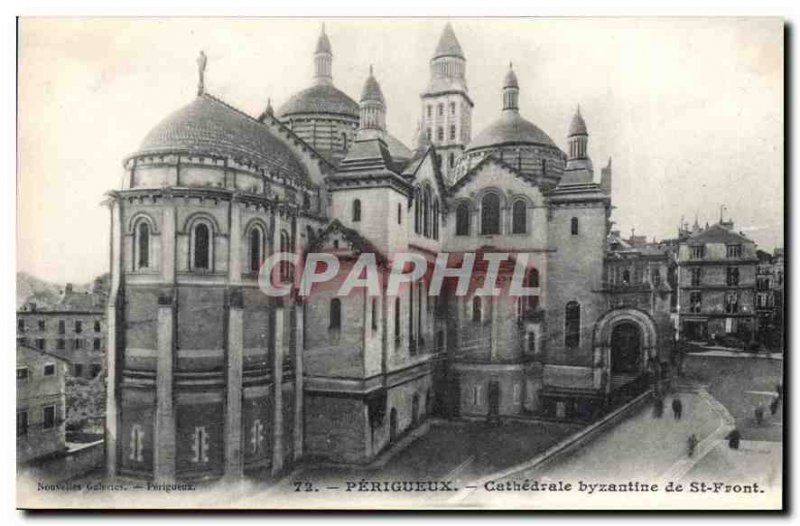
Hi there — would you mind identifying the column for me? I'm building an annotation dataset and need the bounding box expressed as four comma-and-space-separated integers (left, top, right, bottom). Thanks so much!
224, 199, 244, 478
154, 288, 176, 483
293, 303, 304, 461
105, 198, 123, 477
272, 303, 285, 475
271, 208, 285, 475
153, 201, 177, 483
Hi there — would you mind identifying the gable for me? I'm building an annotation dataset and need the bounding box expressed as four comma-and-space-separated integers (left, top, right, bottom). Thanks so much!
448, 157, 545, 206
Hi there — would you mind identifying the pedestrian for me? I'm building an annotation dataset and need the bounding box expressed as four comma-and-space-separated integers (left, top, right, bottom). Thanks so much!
653, 396, 664, 418
726, 428, 741, 449
687, 433, 698, 457
672, 396, 683, 420
770, 396, 780, 415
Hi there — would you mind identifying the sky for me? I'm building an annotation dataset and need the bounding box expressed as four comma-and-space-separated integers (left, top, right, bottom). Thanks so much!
17, 17, 783, 284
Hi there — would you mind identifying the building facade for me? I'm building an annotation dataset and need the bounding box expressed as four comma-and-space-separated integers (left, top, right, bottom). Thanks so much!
106, 23, 671, 482
676, 221, 758, 342
17, 343, 68, 464
17, 284, 106, 379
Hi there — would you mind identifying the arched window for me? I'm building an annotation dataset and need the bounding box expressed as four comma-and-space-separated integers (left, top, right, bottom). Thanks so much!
329, 298, 341, 330
449, 125, 456, 141
472, 297, 482, 323
341, 132, 348, 151
565, 301, 580, 348
352, 199, 361, 222
524, 268, 540, 311
512, 200, 527, 234
302, 194, 310, 210
306, 226, 314, 244
456, 202, 470, 236
423, 186, 431, 238
571, 217, 579, 236
397, 203, 402, 225
432, 199, 440, 240
248, 225, 264, 273
414, 189, 421, 234
437, 103, 444, 116
371, 298, 378, 332
622, 269, 631, 284
394, 298, 401, 342
437, 127, 444, 142
481, 193, 501, 235
192, 222, 211, 270
280, 229, 291, 282
136, 221, 150, 270
448, 152, 455, 169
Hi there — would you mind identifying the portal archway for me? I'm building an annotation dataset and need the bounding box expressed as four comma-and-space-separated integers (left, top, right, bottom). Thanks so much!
610, 322, 643, 374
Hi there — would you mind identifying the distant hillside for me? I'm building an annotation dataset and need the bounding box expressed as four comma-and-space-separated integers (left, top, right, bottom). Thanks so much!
17, 272, 109, 310
16, 272, 62, 310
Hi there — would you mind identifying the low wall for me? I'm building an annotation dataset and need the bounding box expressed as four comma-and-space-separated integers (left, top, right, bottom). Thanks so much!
451, 389, 653, 503
21, 440, 104, 483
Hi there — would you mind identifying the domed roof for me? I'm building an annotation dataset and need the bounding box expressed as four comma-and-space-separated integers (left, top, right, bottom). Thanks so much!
467, 111, 559, 151
277, 83, 359, 119
433, 23, 465, 60
569, 106, 588, 136
385, 133, 412, 163
136, 94, 307, 180
360, 67, 385, 103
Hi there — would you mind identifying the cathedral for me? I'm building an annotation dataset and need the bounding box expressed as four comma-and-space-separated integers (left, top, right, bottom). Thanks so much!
105, 23, 672, 482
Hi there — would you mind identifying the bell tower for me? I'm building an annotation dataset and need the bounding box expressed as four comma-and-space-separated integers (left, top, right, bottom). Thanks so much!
421, 23, 473, 184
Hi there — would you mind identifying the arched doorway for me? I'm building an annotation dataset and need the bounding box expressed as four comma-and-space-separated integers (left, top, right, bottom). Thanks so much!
610, 322, 643, 375
389, 408, 398, 442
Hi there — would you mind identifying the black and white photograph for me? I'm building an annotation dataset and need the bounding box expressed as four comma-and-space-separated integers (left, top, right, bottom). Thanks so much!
13, 16, 785, 510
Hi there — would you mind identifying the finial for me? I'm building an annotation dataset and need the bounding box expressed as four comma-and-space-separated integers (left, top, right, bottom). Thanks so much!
577, 104, 581, 115
369, 64, 374, 76
197, 50, 207, 96
266, 98, 274, 117
321, 21, 326, 34
509, 61, 513, 70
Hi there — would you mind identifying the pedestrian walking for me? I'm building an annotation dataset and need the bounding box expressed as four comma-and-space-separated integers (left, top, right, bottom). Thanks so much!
653, 396, 664, 418
687, 433, 698, 457
726, 428, 741, 449
672, 396, 683, 420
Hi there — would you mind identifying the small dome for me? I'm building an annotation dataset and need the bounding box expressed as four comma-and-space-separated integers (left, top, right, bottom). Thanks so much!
433, 22, 465, 60
503, 65, 519, 89
360, 67, 385, 103
467, 111, 559, 151
569, 107, 588, 136
277, 84, 359, 118
136, 94, 307, 180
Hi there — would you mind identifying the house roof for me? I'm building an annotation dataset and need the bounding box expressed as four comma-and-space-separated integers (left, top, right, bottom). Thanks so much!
686, 224, 753, 245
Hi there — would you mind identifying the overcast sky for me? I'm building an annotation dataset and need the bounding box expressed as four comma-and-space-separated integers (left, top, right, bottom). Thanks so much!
18, 17, 783, 284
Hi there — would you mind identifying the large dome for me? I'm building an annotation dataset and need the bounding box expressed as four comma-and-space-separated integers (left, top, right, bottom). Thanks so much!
135, 94, 308, 180
277, 84, 359, 119
467, 111, 558, 151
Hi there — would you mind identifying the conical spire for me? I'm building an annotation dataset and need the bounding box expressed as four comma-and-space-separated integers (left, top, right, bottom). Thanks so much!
358, 66, 386, 135
568, 105, 588, 136
360, 65, 385, 103
502, 62, 519, 112
315, 23, 332, 54
433, 22, 465, 60
265, 98, 274, 117
415, 120, 430, 151
313, 23, 333, 85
